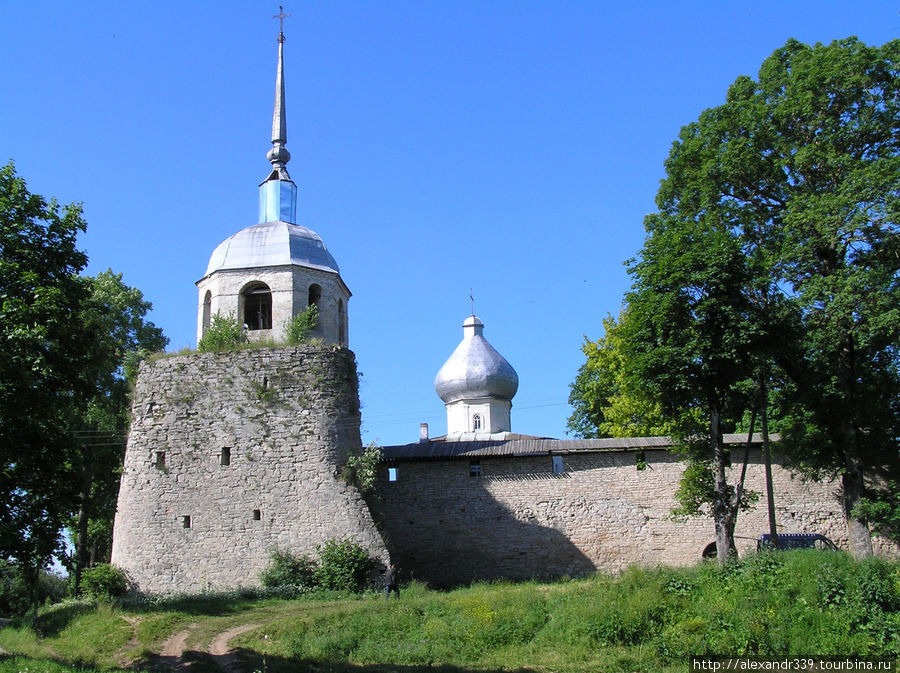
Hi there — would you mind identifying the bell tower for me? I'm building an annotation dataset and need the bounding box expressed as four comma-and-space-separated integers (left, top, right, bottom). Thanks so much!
196, 11, 350, 346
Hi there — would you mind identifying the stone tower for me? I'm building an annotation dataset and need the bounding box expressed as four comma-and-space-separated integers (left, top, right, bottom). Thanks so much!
195, 24, 350, 346
434, 315, 519, 437
111, 20, 386, 594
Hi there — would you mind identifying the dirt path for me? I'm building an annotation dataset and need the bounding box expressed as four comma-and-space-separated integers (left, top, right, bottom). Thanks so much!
161, 623, 198, 658
151, 621, 263, 673
209, 623, 261, 673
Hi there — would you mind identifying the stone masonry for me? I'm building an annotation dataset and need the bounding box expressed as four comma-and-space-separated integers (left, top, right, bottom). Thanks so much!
373, 447, 899, 586
111, 346, 386, 594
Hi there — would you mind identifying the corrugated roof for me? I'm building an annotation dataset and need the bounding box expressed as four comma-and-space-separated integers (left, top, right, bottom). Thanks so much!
381, 433, 775, 461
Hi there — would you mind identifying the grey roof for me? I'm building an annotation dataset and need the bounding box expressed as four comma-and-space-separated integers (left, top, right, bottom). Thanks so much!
381, 434, 776, 461
203, 221, 340, 278
434, 316, 519, 403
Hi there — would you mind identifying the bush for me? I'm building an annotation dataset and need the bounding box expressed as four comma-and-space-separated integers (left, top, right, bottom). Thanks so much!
259, 549, 318, 591
198, 313, 247, 352
342, 442, 382, 494
284, 304, 319, 345
314, 539, 377, 592
80, 564, 128, 601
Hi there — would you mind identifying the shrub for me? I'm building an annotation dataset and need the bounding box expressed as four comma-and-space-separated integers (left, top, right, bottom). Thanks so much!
342, 442, 382, 494
259, 549, 317, 591
198, 313, 247, 352
80, 564, 128, 601
284, 304, 319, 345
314, 539, 377, 592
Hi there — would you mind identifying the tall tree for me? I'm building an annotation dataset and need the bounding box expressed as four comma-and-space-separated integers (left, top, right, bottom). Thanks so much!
626, 37, 900, 557
0, 162, 91, 600
622, 210, 763, 562
70, 270, 167, 591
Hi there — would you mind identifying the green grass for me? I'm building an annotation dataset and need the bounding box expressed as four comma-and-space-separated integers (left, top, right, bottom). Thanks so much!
0, 553, 897, 673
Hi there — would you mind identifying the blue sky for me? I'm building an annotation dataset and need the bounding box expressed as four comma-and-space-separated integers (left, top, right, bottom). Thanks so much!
2, 2, 898, 446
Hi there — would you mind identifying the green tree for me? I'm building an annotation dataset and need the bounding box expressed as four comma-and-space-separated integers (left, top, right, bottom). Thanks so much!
623, 210, 763, 562
567, 311, 672, 438
653, 37, 900, 558
0, 162, 92, 604
69, 270, 167, 592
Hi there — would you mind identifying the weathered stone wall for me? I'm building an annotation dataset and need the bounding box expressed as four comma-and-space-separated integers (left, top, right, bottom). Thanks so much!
111, 346, 386, 594
372, 449, 898, 586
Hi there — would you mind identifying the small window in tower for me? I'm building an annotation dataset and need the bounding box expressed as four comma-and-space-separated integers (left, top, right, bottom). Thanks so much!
182, 515, 192, 529
472, 414, 482, 431
388, 466, 398, 482
308, 284, 322, 330
253, 509, 261, 521
552, 455, 564, 475
242, 282, 272, 331
154, 451, 166, 470
220, 447, 231, 466
202, 291, 212, 336
338, 298, 347, 345
469, 460, 481, 478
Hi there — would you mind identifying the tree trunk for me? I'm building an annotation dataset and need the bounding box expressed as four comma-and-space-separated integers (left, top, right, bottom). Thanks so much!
843, 452, 873, 558
760, 374, 778, 548
73, 444, 92, 595
837, 327, 873, 558
711, 404, 736, 565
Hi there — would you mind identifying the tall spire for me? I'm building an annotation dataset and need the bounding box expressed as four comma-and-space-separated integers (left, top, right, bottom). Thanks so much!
266, 6, 291, 180
259, 6, 298, 224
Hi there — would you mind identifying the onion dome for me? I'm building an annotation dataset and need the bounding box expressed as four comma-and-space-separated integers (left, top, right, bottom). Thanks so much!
434, 316, 519, 403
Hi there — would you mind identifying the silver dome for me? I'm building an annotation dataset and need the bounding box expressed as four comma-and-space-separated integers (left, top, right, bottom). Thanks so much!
434, 315, 519, 404
203, 221, 340, 277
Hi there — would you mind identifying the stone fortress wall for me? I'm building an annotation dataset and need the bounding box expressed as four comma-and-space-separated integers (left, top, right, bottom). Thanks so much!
372, 448, 899, 586
111, 349, 899, 593
111, 347, 386, 594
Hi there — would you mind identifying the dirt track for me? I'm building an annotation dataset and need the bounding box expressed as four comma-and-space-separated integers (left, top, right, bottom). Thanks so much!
154, 621, 261, 673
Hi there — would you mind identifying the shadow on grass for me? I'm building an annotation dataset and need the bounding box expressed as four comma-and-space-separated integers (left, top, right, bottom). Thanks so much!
31, 601, 99, 638
151, 647, 546, 673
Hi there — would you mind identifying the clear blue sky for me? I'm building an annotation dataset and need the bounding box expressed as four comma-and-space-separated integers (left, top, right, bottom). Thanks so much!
2, 2, 897, 446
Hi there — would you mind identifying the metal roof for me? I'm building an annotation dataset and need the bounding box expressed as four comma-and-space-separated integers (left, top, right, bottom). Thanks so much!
203, 221, 341, 278
381, 433, 775, 461
434, 315, 519, 403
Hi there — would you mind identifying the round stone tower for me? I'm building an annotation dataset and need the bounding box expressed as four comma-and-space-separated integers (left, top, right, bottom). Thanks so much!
195, 27, 350, 346
434, 315, 519, 437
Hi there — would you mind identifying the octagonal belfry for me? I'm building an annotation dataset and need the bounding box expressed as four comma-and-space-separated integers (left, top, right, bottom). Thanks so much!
196, 27, 349, 346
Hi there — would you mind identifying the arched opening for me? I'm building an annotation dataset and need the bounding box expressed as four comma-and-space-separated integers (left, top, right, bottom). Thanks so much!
308, 284, 322, 329
241, 282, 272, 331
338, 298, 347, 345
472, 413, 482, 431
201, 291, 212, 336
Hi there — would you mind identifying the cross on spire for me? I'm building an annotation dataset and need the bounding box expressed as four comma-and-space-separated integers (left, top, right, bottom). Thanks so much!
274, 5, 291, 42
469, 289, 475, 316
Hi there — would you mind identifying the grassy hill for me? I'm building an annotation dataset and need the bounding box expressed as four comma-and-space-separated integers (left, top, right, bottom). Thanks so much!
0, 551, 897, 673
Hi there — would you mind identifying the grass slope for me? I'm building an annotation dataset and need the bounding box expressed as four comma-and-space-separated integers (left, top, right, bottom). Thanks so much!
0, 552, 897, 673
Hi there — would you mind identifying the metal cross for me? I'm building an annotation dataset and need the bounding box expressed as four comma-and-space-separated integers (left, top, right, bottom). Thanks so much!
274, 5, 292, 38
469, 289, 475, 316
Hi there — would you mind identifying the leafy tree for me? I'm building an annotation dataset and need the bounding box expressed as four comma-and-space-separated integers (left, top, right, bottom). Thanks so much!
568, 311, 676, 438
622, 209, 764, 562
69, 270, 167, 592
0, 162, 92, 605
657, 37, 900, 557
